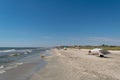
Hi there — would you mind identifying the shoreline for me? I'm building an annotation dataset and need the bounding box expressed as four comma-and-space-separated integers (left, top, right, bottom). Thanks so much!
0, 49, 48, 80
0, 59, 47, 80
30, 48, 120, 80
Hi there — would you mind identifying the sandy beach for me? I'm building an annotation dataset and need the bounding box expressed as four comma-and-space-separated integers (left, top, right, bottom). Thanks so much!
31, 48, 120, 80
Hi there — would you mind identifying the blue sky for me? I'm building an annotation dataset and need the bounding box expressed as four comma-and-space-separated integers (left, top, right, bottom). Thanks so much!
0, 0, 120, 47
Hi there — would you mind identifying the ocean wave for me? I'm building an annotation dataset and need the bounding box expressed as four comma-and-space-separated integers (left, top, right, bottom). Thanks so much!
0, 49, 32, 57
15, 49, 32, 53
0, 62, 23, 74
0, 49, 32, 53
0, 69, 6, 74
0, 49, 16, 53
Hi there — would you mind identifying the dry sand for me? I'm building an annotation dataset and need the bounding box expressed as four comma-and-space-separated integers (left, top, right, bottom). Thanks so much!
30, 48, 120, 80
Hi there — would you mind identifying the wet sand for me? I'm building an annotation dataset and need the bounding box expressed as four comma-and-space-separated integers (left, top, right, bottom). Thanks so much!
0, 53, 47, 80
0, 60, 46, 80
31, 48, 120, 80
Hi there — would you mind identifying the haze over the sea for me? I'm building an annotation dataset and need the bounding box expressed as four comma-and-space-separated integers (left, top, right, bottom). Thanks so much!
0, 0, 120, 47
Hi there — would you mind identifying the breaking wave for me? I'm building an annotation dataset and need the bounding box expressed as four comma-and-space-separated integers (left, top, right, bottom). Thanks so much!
0, 62, 23, 74
0, 49, 16, 53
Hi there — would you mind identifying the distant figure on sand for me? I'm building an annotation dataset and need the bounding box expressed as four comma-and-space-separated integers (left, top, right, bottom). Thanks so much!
63, 46, 67, 50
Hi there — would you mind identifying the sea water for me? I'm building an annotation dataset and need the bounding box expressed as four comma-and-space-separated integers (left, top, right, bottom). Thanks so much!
0, 47, 50, 80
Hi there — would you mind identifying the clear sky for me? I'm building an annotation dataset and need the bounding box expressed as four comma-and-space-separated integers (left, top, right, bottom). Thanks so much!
0, 0, 120, 47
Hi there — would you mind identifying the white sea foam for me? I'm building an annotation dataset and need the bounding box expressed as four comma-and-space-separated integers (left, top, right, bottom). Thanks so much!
0, 49, 32, 53
16, 49, 32, 53
0, 65, 5, 74
0, 49, 16, 53
0, 69, 6, 74
15, 62, 23, 65
0, 65, 4, 69
24, 52, 28, 54
0, 62, 23, 74
5, 62, 23, 70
